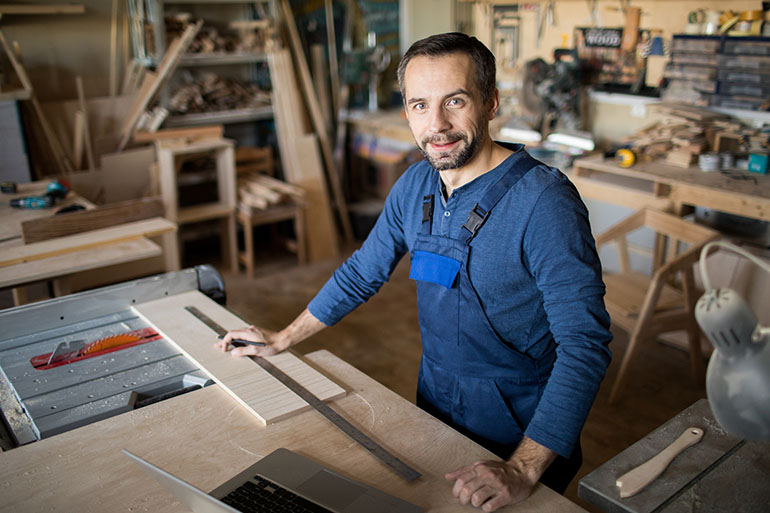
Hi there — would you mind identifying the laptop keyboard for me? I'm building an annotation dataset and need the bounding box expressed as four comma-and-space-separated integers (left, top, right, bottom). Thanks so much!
221, 475, 334, 513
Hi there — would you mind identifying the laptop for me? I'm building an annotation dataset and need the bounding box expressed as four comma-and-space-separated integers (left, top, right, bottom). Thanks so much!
123, 447, 423, 513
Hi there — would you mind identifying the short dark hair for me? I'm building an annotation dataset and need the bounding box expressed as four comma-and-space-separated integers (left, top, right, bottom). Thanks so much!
397, 32, 496, 104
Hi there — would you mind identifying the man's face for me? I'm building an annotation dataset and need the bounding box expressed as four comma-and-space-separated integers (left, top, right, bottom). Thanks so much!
403, 53, 493, 171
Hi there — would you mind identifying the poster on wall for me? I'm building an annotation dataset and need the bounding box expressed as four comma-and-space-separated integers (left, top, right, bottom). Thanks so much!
575, 27, 650, 90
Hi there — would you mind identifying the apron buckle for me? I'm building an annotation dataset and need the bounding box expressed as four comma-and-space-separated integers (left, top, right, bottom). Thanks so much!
462, 203, 490, 240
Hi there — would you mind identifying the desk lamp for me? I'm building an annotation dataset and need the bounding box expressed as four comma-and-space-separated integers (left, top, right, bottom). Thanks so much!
695, 240, 770, 440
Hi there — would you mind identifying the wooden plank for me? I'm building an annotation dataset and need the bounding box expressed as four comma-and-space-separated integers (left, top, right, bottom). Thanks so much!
109, 0, 119, 97
74, 76, 96, 171
21, 197, 165, 244
0, 237, 161, 289
0, 218, 176, 268
133, 124, 223, 143
0, 4, 84, 15
117, 21, 202, 151
280, 0, 352, 243
71, 109, 84, 170
325, 0, 340, 118
131, 290, 346, 424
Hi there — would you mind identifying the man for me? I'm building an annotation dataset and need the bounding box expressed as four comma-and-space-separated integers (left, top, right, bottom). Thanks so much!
218, 32, 612, 512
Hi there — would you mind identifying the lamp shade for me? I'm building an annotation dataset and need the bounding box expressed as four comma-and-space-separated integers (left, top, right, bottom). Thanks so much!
696, 287, 770, 440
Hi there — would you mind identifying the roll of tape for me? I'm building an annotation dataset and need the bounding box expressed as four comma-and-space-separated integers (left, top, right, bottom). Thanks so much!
699, 152, 721, 172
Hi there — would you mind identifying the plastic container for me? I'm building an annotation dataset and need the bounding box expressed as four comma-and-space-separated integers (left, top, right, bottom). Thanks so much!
672, 52, 719, 66
724, 39, 770, 56
717, 68, 770, 84
717, 54, 770, 70
710, 94, 769, 111
665, 63, 716, 81
671, 35, 721, 53
717, 81, 770, 98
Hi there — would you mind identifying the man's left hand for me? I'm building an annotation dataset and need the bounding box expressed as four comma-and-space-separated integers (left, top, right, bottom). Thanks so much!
445, 460, 537, 511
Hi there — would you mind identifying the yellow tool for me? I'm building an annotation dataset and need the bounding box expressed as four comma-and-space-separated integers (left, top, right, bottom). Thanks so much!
616, 148, 637, 168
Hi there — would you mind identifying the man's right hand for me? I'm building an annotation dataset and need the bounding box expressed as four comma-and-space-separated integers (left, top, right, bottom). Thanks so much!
213, 308, 327, 358
215, 325, 288, 357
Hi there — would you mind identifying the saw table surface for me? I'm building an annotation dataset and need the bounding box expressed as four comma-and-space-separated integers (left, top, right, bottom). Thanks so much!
0, 349, 588, 513
579, 399, 770, 513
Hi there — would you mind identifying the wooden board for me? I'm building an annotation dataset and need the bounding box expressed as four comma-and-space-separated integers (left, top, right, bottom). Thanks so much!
131, 290, 346, 424
21, 197, 164, 243
0, 217, 175, 268
133, 125, 223, 143
98, 146, 157, 204
0, 237, 160, 289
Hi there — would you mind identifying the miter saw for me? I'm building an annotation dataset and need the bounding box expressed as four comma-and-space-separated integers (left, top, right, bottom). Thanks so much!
0, 266, 225, 448
519, 48, 582, 135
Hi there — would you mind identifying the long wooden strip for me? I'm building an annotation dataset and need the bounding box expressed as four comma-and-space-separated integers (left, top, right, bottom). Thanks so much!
0, 237, 161, 289
280, 0, 352, 243
0, 218, 176, 268
131, 290, 346, 424
75, 76, 96, 171
21, 197, 165, 243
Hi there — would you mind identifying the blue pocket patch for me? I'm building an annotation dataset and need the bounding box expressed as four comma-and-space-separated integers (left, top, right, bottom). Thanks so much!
409, 250, 461, 289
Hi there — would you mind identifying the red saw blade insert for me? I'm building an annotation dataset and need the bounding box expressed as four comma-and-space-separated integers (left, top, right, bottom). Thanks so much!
30, 327, 161, 370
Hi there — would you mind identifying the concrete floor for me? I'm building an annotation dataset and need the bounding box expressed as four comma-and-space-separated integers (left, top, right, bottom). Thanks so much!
221, 250, 708, 512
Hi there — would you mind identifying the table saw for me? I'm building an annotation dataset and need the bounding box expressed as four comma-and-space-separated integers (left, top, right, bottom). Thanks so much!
0, 266, 225, 447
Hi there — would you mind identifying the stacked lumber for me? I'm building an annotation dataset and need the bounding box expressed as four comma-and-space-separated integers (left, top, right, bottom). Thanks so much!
621, 103, 763, 169
165, 15, 272, 54
168, 72, 270, 115
238, 174, 305, 211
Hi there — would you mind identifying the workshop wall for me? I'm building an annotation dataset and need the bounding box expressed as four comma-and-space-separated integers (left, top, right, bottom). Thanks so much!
1, 0, 129, 101
470, 0, 761, 70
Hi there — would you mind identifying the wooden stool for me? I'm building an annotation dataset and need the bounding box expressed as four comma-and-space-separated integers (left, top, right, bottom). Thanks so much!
237, 202, 306, 278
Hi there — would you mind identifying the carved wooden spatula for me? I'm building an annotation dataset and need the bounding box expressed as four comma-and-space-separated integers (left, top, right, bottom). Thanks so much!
616, 427, 704, 499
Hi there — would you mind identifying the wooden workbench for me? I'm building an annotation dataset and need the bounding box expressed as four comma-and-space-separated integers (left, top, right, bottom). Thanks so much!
0, 349, 586, 513
571, 155, 770, 222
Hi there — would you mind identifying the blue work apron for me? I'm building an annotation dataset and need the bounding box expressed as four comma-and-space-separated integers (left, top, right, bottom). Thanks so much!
409, 150, 557, 457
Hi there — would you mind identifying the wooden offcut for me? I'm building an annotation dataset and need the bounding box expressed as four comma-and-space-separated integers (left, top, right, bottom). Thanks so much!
21, 197, 165, 244
132, 290, 346, 424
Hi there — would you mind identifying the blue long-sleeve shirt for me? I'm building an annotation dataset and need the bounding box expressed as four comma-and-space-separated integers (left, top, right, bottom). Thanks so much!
308, 148, 612, 457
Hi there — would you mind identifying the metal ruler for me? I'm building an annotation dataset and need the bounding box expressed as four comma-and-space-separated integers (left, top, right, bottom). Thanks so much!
184, 305, 422, 482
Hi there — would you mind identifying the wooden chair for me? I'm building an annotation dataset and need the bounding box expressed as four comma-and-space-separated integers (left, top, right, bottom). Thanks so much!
595, 208, 720, 403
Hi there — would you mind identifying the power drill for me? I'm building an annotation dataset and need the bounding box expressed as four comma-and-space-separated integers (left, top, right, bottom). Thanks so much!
7, 179, 70, 209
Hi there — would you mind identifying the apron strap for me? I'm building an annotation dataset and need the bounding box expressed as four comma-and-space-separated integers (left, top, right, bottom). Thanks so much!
460, 152, 541, 244
421, 194, 434, 235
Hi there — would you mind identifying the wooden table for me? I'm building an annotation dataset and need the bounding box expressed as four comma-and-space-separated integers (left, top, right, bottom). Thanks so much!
571, 155, 770, 222
578, 399, 770, 513
0, 349, 586, 513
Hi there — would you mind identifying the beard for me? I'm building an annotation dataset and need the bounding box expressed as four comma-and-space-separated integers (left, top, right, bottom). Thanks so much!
418, 124, 485, 171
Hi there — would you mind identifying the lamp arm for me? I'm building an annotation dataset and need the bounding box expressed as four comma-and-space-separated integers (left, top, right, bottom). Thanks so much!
699, 240, 770, 340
